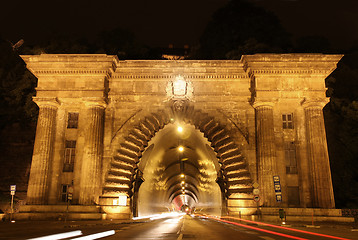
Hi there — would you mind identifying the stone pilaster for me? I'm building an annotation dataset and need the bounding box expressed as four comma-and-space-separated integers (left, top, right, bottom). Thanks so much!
303, 101, 335, 208
27, 98, 59, 204
79, 99, 106, 205
254, 103, 278, 207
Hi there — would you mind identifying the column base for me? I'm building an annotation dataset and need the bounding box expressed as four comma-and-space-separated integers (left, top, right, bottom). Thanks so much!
15, 205, 102, 220
227, 207, 355, 223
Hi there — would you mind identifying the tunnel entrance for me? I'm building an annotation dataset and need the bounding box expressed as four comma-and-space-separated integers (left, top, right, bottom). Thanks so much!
103, 101, 254, 218
136, 123, 222, 217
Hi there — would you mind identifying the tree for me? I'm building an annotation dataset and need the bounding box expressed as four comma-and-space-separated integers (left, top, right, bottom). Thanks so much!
324, 52, 358, 208
295, 35, 332, 53
0, 38, 37, 129
194, 0, 291, 59
94, 28, 150, 59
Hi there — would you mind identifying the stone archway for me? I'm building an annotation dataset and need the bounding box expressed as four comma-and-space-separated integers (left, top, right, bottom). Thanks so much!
101, 101, 254, 217
19, 54, 341, 221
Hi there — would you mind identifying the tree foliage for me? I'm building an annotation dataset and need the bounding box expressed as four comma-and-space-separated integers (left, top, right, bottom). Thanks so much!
194, 0, 291, 59
325, 53, 358, 208
22, 28, 150, 59
0, 38, 38, 129
295, 35, 332, 53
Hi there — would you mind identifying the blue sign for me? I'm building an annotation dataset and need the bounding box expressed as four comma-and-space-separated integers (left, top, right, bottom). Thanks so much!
273, 176, 282, 202
273, 176, 280, 184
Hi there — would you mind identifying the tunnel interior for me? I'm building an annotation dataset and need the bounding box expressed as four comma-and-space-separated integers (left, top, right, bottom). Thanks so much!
136, 123, 222, 216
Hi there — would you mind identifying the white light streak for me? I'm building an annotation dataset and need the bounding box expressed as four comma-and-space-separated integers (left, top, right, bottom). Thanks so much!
70, 230, 115, 240
132, 212, 185, 221
28, 230, 82, 240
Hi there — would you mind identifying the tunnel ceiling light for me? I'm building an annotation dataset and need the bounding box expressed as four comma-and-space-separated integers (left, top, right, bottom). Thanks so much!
181, 181, 185, 184
177, 126, 183, 133
178, 146, 184, 152
182, 186, 185, 189
180, 173, 185, 178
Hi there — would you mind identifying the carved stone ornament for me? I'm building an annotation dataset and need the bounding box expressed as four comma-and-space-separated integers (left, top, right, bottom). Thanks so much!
166, 75, 194, 101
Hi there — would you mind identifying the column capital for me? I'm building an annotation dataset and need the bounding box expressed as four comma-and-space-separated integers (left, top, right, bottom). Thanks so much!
82, 97, 108, 108
251, 101, 275, 109
300, 98, 328, 109
33, 97, 60, 108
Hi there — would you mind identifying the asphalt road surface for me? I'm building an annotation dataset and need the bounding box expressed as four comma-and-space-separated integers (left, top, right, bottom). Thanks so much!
1, 214, 357, 240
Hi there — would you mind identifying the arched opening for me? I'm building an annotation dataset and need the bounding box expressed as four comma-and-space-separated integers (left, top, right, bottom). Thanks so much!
102, 103, 253, 218
136, 123, 222, 217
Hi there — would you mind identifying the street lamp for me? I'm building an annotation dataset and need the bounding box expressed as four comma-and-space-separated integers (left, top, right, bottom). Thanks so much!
178, 146, 184, 152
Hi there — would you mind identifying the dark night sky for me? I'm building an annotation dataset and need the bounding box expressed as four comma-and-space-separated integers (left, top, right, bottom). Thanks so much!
0, 0, 357, 49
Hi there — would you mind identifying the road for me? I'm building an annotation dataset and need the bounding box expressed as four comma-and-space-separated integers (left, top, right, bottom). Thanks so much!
0, 214, 357, 240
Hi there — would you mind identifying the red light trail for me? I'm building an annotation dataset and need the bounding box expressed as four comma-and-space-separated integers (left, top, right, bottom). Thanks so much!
195, 214, 351, 240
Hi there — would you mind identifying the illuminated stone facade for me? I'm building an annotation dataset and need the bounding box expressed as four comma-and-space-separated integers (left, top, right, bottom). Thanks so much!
19, 54, 343, 220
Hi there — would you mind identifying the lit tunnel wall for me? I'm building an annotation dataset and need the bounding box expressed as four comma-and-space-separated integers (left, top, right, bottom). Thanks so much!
137, 123, 222, 216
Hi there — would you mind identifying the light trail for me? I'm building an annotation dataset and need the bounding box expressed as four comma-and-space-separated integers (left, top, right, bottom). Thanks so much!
132, 211, 185, 221
28, 230, 82, 240
70, 230, 115, 240
222, 216, 351, 240
206, 216, 309, 240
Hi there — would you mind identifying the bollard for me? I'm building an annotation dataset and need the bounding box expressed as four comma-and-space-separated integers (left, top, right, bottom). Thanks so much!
279, 208, 285, 222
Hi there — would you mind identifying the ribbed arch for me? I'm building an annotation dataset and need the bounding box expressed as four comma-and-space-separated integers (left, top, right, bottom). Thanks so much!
102, 105, 253, 199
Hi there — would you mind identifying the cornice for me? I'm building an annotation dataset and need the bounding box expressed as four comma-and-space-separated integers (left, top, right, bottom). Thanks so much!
20, 54, 118, 78
33, 69, 109, 75
248, 69, 331, 75
112, 74, 249, 79
242, 53, 343, 77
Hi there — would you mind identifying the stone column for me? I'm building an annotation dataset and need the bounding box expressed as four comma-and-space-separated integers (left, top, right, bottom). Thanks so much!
254, 103, 278, 207
79, 100, 106, 205
27, 98, 59, 204
303, 102, 335, 208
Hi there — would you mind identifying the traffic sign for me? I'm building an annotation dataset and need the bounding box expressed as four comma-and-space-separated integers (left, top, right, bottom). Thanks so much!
252, 182, 259, 189
10, 185, 16, 196
253, 195, 260, 202
253, 188, 260, 195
